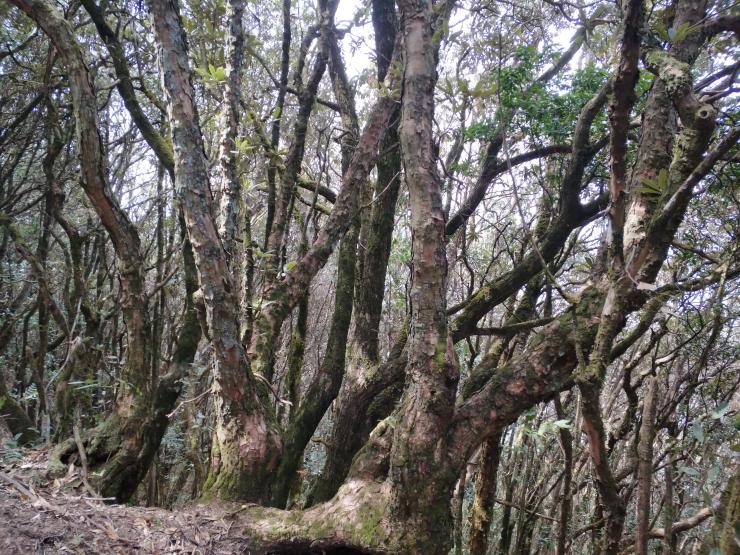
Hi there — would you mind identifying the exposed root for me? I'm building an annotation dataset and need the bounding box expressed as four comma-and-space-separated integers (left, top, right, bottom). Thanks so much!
234, 479, 395, 553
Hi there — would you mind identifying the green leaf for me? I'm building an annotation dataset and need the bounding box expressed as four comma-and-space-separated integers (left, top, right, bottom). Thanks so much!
653, 20, 670, 42
637, 179, 661, 196
71, 383, 102, 391
679, 466, 700, 477
285, 261, 297, 271
657, 168, 669, 191
708, 466, 720, 482
638, 169, 670, 197
669, 22, 700, 44
234, 137, 254, 153
690, 421, 705, 443
252, 248, 272, 259
638, 186, 659, 196
711, 401, 729, 419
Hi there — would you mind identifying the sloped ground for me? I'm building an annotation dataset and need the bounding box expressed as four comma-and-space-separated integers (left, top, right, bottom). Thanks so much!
0, 450, 255, 554
0, 448, 366, 555
0, 487, 242, 554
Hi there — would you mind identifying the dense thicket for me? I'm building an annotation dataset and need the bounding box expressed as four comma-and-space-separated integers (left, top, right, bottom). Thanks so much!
0, 0, 738, 552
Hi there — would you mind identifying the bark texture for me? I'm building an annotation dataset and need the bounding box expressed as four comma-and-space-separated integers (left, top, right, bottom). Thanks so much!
149, 0, 281, 502
8, 0, 168, 501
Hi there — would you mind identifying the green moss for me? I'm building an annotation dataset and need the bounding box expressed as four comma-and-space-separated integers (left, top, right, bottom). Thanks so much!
306, 516, 327, 537
201, 472, 217, 498
357, 502, 386, 545
644, 50, 690, 98
202, 466, 248, 501
434, 334, 448, 370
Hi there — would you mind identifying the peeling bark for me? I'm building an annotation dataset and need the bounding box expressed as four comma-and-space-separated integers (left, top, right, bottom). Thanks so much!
149, 0, 280, 503
385, 1, 458, 551
217, 0, 247, 262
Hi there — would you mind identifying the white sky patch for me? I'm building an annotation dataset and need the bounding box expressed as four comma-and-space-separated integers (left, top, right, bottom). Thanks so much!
334, 0, 584, 82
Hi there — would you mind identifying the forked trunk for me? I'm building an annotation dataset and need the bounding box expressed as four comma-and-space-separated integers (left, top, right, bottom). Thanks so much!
149, 0, 281, 502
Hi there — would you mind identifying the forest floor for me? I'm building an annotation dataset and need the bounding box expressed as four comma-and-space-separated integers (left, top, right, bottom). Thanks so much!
0, 447, 277, 554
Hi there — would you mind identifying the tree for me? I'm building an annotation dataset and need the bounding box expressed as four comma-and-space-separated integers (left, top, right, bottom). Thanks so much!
1, 0, 738, 551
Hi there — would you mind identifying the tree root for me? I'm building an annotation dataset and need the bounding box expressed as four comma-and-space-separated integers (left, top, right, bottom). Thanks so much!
230, 479, 396, 554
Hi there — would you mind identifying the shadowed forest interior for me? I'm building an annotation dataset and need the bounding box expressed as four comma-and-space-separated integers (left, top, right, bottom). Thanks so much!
0, 0, 738, 552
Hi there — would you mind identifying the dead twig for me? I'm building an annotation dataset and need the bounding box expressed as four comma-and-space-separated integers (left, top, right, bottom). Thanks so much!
167, 388, 212, 419
73, 406, 98, 498
0, 471, 36, 500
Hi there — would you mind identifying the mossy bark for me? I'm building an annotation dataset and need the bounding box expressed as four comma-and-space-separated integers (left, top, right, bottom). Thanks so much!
354, 0, 401, 364
271, 219, 360, 507
700, 468, 740, 555
468, 434, 502, 555
9, 0, 190, 502
53, 333, 99, 442
0, 373, 38, 445
307, 336, 407, 505
150, 0, 282, 503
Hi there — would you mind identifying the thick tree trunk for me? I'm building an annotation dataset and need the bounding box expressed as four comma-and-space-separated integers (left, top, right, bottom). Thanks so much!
385, 1, 459, 551
150, 0, 281, 503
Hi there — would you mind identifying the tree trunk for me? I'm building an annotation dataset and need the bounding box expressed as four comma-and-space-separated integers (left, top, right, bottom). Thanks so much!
216, 0, 246, 263
149, 0, 281, 503
308, 0, 401, 503
8, 0, 169, 501
0, 372, 38, 445
468, 434, 502, 555
385, 1, 459, 551
353, 0, 401, 363
699, 466, 740, 555
635, 375, 658, 554
268, 36, 362, 506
